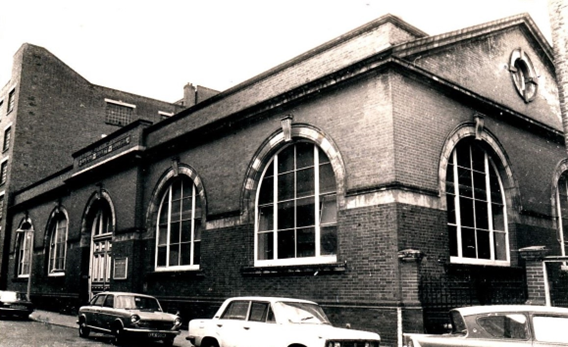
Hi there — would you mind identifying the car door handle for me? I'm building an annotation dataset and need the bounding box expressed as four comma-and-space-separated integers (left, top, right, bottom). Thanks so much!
243, 326, 250, 330
216, 324, 223, 328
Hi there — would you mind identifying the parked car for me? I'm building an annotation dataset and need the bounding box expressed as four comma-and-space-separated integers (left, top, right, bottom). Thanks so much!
187, 296, 381, 347
77, 291, 182, 346
0, 290, 34, 319
404, 305, 568, 347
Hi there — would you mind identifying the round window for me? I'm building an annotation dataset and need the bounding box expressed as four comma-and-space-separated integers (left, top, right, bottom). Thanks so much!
509, 48, 538, 103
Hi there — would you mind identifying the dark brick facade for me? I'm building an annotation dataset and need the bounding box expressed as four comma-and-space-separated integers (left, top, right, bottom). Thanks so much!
1, 14, 567, 347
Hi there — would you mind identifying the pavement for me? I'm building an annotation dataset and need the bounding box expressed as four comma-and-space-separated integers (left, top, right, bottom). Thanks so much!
29, 309, 193, 346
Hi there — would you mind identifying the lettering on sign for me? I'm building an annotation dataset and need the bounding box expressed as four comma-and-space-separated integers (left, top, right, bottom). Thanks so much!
78, 135, 131, 167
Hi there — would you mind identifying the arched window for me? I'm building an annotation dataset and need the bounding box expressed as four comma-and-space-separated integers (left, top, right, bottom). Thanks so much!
556, 173, 568, 257
256, 141, 337, 266
16, 220, 34, 278
89, 200, 113, 291
446, 139, 509, 265
47, 212, 68, 275
156, 176, 202, 270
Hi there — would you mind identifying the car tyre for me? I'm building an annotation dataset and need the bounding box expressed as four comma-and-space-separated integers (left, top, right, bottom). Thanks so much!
201, 339, 220, 347
78, 321, 90, 338
112, 324, 124, 346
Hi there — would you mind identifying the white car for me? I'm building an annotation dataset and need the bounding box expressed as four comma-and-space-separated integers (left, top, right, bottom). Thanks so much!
187, 296, 380, 347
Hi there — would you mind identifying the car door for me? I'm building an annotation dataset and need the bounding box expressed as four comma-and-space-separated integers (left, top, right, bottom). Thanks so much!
98, 294, 115, 331
240, 301, 280, 347
214, 300, 251, 347
87, 294, 107, 329
531, 314, 568, 346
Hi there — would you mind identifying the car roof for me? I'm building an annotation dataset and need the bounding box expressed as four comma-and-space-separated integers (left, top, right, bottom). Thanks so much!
94, 291, 157, 299
454, 305, 568, 316
224, 296, 318, 304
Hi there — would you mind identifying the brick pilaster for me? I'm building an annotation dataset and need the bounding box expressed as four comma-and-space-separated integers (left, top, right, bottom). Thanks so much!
519, 246, 548, 305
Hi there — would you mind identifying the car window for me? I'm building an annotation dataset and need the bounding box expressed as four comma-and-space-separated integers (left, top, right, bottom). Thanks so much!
103, 295, 114, 308
533, 315, 568, 343
450, 311, 467, 334
274, 301, 330, 325
221, 301, 250, 320
249, 302, 270, 322
92, 294, 106, 306
477, 314, 528, 340
115, 295, 162, 311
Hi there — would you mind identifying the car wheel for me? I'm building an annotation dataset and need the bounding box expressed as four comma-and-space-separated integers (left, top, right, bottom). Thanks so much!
201, 339, 220, 347
112, 325, 124, 346
78, 321, 90, 338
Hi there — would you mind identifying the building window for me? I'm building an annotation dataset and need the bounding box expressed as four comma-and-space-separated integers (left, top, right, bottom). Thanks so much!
0, 160, 8, 185
105, 99, 135, 126
17, 227, 33, 278
89, 201, 113, 292
509, 48, 538, 103
255, 142, 337, 266
156, 176, 202, 270
556, 173, 568, 257
7, 90, 15, 114
446, 139, 509, 265
47, 212, 68, 275
3, 127, 11, 152
0, 194, 4, 220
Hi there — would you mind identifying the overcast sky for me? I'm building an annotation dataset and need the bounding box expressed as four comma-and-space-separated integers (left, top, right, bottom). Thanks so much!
0, 0, 552, 103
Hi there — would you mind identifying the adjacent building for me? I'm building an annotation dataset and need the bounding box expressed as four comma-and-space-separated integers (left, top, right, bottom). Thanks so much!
1, 13, 566, 346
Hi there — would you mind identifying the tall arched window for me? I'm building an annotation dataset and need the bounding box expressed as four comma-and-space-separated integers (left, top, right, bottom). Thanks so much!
47, 212, 68, 276
556, 173, 568, 257
16, 219, 34, 278
156, 176, 202, 270
256, 141, 337, 266
89, 200, 113, 292
446, 139, 509, 265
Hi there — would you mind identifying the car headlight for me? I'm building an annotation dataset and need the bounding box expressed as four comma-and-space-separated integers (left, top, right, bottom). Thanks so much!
130, 314, 140, 324
174, 317, 182, 328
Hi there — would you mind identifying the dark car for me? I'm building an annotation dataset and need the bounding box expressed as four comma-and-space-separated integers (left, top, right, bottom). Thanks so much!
77, 291, 182, 346
0, 290, 34, 319
404, 305, 568, 347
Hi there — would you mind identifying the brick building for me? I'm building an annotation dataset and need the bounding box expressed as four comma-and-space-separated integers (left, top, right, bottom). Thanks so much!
1, 13, 566, 346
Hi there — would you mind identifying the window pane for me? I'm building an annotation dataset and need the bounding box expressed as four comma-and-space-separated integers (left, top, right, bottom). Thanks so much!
249, 302, 269, 322
180, 243, 191, 265
181, 196, 193, 220
277, 230, 295, 259
170, 222, 180, 244
494, 232, 507, 260
157, 246, 167, 266
258, 232, 274, 260
447, 194, 456, 224
458, 167, 473, 197
489, 168, 503, 204
181, 220, 191, 242
472, 171, 487, 201
475, 200, 489, 230
277, 201, 295, 230
221, 301, 249, 320
278, 172, 295, 201
456, 144, 471, 168
259, 206, 274, 231
319, 163, 335, 194
318, 148, 330, 164
169, 244, 179, 266
296, 168, 315, 197
296, 197, 315, 227
259, 176, 274, 204
158, 226, 168, 245
278, 146, 295, 173
477, 230, 490, 259
320, 195, 337, 225
321, 226, 337, 255
296, 142, 314, 169
182, 180, 193, 199
471, 145, 485, 172
172, 180, 182, 200
492, 203, 505, 231
297, 228, 315, 257
461, 227, 476, 258
459, 197, 474, 227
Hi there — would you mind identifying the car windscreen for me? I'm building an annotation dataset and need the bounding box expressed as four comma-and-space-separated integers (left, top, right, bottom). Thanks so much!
450, 311, 467, 335
115, 295, 162, 312
273, 301, 331, 325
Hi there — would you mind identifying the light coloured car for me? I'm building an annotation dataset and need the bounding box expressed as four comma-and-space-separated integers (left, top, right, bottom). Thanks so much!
404, 305, 568, 347
187, 296, 380, 347
77, 291, 182, 346
0, 290, 34, 319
